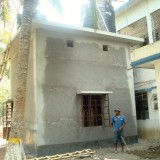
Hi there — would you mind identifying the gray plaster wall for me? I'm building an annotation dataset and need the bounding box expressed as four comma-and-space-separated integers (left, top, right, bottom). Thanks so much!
23, 33, 38, 153
35, 27, 137, 154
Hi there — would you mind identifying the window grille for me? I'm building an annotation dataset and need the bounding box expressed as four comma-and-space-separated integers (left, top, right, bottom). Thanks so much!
81, 94, 110, 127
135, 92, 149, 120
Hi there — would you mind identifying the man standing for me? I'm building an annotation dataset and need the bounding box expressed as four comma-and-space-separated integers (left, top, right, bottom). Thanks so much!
111, 108, 127, 152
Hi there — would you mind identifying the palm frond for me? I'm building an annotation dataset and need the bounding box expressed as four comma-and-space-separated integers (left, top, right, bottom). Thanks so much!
0, 0, 11, 27
0, 30, 11, 44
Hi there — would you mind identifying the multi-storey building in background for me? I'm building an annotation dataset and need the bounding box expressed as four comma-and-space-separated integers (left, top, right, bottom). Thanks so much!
115, 0, 160, 139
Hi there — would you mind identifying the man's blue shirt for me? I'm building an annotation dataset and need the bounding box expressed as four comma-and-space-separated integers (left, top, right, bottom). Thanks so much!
111, 115, 127, 131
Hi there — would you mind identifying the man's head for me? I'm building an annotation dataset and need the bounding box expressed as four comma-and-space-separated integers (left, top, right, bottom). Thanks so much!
114, 108, 120, 116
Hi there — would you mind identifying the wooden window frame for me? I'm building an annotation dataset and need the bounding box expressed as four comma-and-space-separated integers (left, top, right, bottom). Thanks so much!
81, 94, 110, 127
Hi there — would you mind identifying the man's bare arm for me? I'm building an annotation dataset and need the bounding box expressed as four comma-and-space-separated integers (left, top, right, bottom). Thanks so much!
119, 122, 126, 131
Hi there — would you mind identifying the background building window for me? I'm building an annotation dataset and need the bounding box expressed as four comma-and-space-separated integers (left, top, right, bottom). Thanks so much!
135, 92, 149, 120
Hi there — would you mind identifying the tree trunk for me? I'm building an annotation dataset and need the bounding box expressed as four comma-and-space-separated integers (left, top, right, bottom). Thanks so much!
10, 0, 34, 138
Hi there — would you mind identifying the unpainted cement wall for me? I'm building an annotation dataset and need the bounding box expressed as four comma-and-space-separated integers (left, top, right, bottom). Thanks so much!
34, 28, 137, 156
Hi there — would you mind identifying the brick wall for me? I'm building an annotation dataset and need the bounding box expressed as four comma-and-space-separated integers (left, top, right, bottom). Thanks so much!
118, 17, 149, 49
118, 9, 160, 43
119, 17, 148, 38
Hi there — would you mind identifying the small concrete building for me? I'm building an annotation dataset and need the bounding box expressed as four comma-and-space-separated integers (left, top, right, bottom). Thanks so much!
115, 0, 160, 139
8, 20, 143, 156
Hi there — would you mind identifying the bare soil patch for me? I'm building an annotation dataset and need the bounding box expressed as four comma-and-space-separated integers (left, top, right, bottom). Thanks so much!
0, 147, 6, 160
130, 145, 160, 159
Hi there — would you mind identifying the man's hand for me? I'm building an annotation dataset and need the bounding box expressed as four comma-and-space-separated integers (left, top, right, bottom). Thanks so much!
118, 127, 123, 131
119, 122, 126, 131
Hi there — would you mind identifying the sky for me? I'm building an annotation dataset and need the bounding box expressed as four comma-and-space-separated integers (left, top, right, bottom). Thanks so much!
112, 0, 129, 10
0, 0, 129, 49
37, 0, 129, 26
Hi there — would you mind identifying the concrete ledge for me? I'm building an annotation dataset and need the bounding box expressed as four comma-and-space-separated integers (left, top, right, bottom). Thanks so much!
37, 136, 138, 157
131, 53, 160, 67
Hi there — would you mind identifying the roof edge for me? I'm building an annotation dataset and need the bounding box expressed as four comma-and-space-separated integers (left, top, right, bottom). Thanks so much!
115, 0, 143, 16
33, 19, 144, 44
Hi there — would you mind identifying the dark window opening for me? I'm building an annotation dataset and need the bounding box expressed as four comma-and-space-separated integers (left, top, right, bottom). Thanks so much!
81, 95, 105, 127
67, 40, 73, 47
103, 45, 108, 51
135, 92, 149, 120
152, 32, 160, 42
156, 33, 159, 41
143, 37, 149, 46
155, 32, 159, 41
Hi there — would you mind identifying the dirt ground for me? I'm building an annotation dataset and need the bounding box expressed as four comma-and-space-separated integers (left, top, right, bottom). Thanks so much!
81, 139, 160, 160
0, 139, 160, 160
0, 147, 6, 160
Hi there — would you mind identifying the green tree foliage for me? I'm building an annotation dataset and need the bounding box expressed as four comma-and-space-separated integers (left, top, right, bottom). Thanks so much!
0, 30, 11, 53
0, 31, 11, 44
0, 0, 11, 53
0, 0, 11, 27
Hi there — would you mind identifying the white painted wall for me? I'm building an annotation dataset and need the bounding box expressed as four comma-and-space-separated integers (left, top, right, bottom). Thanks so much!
116, 0, 160, 31
116, 0, 160, 139
133, 68, 159, 139
137, 89, 159, 139
155, 63, 160, 130
131, 41, 160, 62
133, 68, 155, 84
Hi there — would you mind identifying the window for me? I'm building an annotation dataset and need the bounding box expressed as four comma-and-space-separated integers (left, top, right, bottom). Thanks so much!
81, 95, 108, 127
135, 92, 149, 120
67, 40, 73, 47
103, 45, 108, 51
